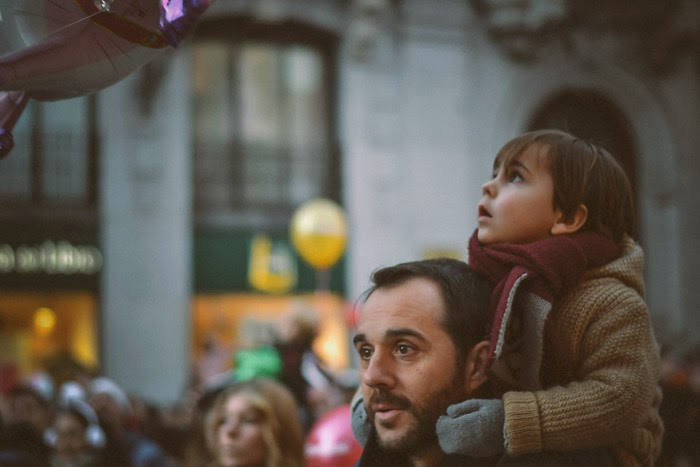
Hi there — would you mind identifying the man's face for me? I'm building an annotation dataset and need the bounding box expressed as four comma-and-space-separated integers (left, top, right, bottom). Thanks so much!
353, 277, 468, 455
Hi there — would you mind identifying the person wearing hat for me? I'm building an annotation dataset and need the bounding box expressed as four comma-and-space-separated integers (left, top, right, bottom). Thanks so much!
46, 397, 105, 467
88, 377, 172, 467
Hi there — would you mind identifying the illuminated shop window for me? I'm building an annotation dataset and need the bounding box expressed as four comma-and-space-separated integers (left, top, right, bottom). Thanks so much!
0, 292, 99, 380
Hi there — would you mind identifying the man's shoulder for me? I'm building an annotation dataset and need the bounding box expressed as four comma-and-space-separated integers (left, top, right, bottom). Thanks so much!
441, 453, 500, 467
356, 451, 498, 467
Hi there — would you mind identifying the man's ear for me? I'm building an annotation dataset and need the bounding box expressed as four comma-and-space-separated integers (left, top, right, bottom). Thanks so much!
464, 340, 491, 393
551, 204, 588, 235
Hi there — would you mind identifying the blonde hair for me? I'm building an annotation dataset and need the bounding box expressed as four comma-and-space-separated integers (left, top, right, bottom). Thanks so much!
204, 378, 305, 467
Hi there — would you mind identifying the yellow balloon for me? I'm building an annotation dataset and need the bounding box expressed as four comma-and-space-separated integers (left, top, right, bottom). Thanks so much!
290, 199, 348, 270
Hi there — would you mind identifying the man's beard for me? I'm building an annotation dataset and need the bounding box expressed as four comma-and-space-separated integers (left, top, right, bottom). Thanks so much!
368, 370, 466, 455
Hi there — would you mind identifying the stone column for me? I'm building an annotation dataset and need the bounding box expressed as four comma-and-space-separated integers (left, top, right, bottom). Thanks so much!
98, 50, 192, 404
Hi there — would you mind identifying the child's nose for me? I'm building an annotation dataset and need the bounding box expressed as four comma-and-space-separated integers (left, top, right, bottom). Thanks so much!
482, 178, 496, 196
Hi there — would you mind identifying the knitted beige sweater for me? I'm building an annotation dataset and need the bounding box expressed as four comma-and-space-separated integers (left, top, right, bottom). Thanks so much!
502, 238, 664, 466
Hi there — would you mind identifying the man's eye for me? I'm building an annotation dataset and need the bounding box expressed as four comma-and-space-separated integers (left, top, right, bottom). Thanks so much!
396, 344, 413, 355
358, 346, 373, 360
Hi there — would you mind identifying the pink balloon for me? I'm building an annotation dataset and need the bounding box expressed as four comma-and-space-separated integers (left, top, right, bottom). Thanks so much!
0, 0, 211, 158
305, 405, 363, 467
1, 0, 169, 100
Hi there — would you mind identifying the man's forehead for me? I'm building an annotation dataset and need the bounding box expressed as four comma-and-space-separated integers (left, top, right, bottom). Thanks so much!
356, 279, 446, 337
353, 326, 427, 345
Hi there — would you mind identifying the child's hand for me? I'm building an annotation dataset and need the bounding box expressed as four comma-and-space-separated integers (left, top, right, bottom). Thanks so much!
350, 391, 371, 447
437, 398, 505, 457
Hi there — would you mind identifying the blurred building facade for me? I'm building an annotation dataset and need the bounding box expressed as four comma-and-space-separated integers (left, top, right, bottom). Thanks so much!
0, 0, 698, 404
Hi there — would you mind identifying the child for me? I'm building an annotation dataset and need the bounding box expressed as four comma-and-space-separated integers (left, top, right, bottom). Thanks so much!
435, 129, 664, 466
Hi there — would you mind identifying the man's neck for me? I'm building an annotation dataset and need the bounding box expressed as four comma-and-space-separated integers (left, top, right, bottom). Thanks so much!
410, 444, 446, 467
360, 433, 449, 466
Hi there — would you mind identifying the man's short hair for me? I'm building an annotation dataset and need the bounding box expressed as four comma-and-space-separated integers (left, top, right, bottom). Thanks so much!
364, 258, 492, 360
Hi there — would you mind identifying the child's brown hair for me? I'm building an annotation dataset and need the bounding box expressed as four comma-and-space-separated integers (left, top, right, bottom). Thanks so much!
494, 129, 635, 242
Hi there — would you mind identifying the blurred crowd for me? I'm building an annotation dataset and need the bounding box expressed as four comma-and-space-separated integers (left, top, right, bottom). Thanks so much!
656, 344, 700, 467
0, 306, 362, 467
2, 306, 699, 467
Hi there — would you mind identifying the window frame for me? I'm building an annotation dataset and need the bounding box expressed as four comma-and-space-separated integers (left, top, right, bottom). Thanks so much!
191, 16, 342, 230
0, 95, 99, 224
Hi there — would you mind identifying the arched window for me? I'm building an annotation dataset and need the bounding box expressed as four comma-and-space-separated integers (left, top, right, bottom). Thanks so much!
191, 17, 340, 228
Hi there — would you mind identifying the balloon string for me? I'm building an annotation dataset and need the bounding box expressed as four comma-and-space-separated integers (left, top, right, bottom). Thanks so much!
11, 3, 106, 42
41, 10, 104, 37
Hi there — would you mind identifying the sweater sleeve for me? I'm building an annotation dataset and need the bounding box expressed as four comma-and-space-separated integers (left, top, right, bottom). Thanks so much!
502, 284, 660, 457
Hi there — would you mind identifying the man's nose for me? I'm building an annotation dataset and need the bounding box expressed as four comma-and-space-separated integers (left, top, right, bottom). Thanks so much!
362, 351, 395, 389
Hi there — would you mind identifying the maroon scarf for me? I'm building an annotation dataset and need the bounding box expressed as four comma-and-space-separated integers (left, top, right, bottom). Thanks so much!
467, 229, 619, 389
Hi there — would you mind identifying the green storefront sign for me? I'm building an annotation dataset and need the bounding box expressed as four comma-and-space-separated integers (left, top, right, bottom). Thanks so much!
193, 228, 345, 294
0, 224, 344, 294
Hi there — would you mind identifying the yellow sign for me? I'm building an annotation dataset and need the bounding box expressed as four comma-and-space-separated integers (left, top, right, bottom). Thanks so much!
248, 234, 297, 294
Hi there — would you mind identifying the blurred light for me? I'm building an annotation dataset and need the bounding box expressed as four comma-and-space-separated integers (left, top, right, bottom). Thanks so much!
316, 330, 346, 370
33, 306, 56, 335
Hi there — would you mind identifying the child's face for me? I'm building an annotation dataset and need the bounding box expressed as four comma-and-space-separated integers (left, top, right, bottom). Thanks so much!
477, 144, 562, 244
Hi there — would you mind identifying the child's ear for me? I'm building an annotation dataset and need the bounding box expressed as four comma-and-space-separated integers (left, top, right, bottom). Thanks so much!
551, 204, 588, 235
464, 340, 491, 393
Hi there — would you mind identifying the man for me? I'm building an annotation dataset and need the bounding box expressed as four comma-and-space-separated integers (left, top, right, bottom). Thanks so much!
352, 258, 498, 466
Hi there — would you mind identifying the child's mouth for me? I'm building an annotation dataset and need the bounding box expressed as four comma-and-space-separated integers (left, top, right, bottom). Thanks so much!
478, 205, 491, 219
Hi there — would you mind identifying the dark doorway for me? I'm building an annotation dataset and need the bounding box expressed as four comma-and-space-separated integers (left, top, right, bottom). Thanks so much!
527, 89, 639, 238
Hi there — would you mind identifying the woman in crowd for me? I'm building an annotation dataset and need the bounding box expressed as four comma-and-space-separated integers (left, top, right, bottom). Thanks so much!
204, 378, 305, 467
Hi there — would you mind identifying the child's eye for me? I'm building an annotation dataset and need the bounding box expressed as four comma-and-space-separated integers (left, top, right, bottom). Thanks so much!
508, 171, 523, 183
